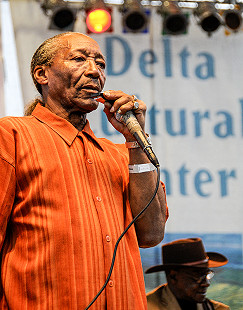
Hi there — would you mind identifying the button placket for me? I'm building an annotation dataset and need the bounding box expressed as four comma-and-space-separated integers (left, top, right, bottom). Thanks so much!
82, 135, 115, 290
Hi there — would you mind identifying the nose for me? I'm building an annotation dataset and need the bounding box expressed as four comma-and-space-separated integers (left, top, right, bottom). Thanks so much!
84, 59, 100, 78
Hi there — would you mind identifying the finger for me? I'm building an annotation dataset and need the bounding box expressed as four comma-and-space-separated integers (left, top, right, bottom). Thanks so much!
102, 91, 146, 115
103, 101, 113, 110
112, 95, 143, 115
109, 95, 131, 113
103, 105, 130, 135
118, 99, 146, 116
99, 90, 125, 113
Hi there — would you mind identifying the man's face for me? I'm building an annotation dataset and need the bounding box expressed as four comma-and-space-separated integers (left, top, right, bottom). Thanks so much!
44, 33, 106, 113
170, 267, 213, 303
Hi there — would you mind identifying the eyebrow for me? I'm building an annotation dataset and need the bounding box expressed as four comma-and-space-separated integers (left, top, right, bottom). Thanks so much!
71, 48, 105, 60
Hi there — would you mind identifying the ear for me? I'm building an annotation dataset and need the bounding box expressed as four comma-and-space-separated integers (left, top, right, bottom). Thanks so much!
33, 65, 48, 86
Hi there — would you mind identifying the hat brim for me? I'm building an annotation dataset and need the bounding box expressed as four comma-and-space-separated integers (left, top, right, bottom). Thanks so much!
145, 252, 228, 274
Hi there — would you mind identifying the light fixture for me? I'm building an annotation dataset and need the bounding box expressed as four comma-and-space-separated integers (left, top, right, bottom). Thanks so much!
194, 2, 223, 35
223, 6, 242, 32
40, 0, 78, 31
84, 0, 113, 33
157, 1, 189, 35
120, 0, 150, 33
49, 6, 78, 30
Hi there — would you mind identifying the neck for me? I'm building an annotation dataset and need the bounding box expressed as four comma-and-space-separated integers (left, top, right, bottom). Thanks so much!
43, 101, 87, 131
68, 111, 87, 131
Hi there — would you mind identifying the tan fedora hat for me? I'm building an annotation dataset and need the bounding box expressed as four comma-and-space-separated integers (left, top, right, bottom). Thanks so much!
145, 238, 228, 274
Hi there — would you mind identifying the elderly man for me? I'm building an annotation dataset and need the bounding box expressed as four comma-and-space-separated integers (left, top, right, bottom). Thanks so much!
145, 238, 230, 310
0, 32, 167, 309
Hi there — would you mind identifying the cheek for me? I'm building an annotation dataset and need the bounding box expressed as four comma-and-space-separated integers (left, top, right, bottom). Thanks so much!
186, 284, 200, 299
49, 69, 71, 86
62, 69, 80, 87
99, 72, 106, 86
180, 282, 198, 299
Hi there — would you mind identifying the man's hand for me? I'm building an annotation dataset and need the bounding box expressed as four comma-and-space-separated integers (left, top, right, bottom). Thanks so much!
101, 90, 147, 141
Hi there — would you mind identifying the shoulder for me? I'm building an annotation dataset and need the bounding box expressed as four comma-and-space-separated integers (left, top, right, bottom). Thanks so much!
0, 115, 34, 131
0, 115, 33, 165
147, 284, 165, 299
146, 284, 167, 309
0, 115, 35, 145
147, 284, 182, 310
209, 299, 230, 310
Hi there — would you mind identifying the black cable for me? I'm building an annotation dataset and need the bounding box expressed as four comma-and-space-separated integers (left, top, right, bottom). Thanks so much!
84, 167, 161, 310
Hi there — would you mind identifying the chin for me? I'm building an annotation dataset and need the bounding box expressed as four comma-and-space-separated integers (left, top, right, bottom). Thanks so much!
88, 99, 99, 111
76, 98, 99, 112
195, 294, 207, 303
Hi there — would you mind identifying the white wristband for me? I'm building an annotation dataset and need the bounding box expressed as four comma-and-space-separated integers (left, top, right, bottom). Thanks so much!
128, 163, 156, 173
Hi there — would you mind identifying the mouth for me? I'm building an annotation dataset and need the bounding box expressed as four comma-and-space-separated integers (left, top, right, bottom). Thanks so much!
197, 291, 207, 298
81, 84, 100, 95
90, 92, 103, 98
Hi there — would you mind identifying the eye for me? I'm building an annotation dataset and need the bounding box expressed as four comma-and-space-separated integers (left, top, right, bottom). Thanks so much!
74, 56, 86, 62
96, 61, 106, 69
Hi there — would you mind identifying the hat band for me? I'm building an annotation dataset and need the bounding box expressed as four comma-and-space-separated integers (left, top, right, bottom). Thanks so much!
180, 258, 209, 266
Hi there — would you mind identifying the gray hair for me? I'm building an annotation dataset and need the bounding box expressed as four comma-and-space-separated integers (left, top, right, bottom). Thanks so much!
30, 32, 74, 95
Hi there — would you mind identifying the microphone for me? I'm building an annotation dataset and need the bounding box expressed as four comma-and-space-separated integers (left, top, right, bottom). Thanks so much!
93, 93, 159, 168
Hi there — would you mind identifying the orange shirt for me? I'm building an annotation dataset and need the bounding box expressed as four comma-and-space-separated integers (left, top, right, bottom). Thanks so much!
0, 104, 147, 309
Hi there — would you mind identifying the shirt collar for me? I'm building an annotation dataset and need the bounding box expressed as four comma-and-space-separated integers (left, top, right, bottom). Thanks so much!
32, 103, 104, 150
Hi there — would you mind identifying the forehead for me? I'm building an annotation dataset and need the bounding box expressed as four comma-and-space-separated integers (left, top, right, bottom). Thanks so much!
57, 34, 104, 59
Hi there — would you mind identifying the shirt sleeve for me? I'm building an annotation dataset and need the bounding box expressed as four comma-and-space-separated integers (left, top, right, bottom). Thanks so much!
0, 122, 16, 251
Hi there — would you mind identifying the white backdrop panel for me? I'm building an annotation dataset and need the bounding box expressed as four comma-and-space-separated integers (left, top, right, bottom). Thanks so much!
9, 0, 243, 235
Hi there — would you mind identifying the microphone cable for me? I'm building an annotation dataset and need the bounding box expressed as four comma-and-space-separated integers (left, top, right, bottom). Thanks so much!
84, 166, 161, 310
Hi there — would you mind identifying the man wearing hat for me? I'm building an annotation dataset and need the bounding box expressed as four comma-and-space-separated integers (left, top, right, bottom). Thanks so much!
145, 238, 230, 310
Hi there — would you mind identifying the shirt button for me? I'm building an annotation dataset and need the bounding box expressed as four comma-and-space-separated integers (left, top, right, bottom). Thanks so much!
96, 196, 102, 202
106, 235, 111, 242
108, 280, 114, 287
87, 159, 93, 164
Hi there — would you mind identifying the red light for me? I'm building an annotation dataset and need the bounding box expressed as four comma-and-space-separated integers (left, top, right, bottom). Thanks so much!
86, 8, 112, 33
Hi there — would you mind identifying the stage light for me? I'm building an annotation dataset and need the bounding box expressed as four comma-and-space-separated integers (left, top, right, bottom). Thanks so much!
84, 0, 112, 33
120, 0, 150, 33
86, 9, 112, 33
39, 0, 243, 37
194, 2, 223, 35
157, 1, 189, 35
48, 6, 78, 30
223, 8, 242, 32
